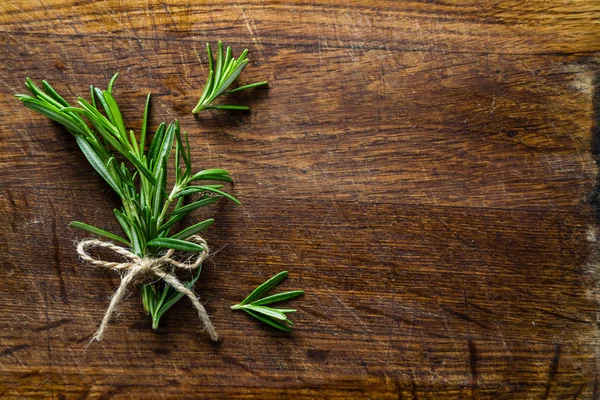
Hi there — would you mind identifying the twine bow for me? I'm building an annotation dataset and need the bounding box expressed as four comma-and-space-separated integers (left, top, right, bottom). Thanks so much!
76, 235, 218, 342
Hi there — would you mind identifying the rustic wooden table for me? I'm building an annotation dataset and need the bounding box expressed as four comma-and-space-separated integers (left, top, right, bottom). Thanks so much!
1, 1, 599, 398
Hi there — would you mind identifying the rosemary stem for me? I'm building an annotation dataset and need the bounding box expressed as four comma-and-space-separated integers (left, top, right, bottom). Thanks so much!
191, 101, 205, 115
152, 314, 161, 330
156, 184, 181, 228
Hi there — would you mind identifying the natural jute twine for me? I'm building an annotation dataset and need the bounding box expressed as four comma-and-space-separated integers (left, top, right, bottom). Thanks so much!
76, 235, 218, 342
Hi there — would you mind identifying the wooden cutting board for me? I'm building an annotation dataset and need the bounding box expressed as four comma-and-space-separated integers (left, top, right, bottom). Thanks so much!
1, 1, 599, 398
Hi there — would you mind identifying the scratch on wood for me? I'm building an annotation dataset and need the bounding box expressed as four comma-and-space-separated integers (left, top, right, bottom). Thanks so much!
33, 376, 51, 392
467, 339, 479, 399
160, 0, 177, 29
0, 344, 29, 358
235, 2, 264, 55
43, 283, 55, 399
32, 318, 72, 332
542, 343, 561, 399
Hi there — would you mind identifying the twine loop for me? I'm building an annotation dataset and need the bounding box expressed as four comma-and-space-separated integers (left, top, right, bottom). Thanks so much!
76, 235, 218, 342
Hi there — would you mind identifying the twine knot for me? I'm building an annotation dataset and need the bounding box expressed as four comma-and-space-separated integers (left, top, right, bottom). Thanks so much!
76, 235, 218, 342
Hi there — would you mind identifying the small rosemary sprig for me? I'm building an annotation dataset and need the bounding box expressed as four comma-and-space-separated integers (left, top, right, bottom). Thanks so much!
231, 271, 304, 331
192, 41, 268, 114
16, 73, 239, 330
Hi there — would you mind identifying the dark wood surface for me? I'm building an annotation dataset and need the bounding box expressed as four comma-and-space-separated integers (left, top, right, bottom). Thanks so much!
1, 1, 599, 398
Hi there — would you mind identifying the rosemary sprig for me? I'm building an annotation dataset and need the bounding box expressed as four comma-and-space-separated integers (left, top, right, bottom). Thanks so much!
16, 73, 238, 330
192, 41, 268, 114
231, 271, 304, 331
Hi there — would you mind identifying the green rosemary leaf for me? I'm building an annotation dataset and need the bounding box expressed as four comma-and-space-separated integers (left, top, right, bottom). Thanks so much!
147, 122, 166, 164
148, 215, 158, 241
140, 284, 152, 314
184, 132, 192, 174
129, 130, 140, 156
152, 167, 165, 219
74, 135, 123, 196
173, 185, 223, 198
170, 219, 214, 240
152, 122, 175, 174
89, 85, 96, 109
113, 209, 133, 240
147, 237, 205, 253
223, 45, 233, 79
226, 81, 268, 94
204, 105, 250, 111
145, 285, 157, 316
189, 169, 231, 182
93, 87, 114, 128
130, 222, 143, 256
194, 70, 214, 112
236, 49, 249, 65
171, 196, 220, 216
58, 106, 87, 115
240, 271, 288, 305
175, 128, 192, 174
242, 309, 292, 332
250, 290, 305, 306
214, 41, 224, 90
213, 60, 249, 99
69, 221, 130, 246
41, 80, 71, 107
154, 279, 173, 313
193, 168, 230, 175
174, 136, 182, 184
195, 174, 233, 182
207, 42, 214, 75
140, 93, 151, 154
102, 90, 127, 138
174, 186, 240, 205
244, 305, 288, 321
106, 72, 119, 95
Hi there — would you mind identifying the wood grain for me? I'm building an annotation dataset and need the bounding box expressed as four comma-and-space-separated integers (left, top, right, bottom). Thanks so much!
1, 0, 599, 398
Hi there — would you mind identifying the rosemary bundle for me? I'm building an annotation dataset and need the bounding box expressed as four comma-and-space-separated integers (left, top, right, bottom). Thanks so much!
16, 42, 303, 341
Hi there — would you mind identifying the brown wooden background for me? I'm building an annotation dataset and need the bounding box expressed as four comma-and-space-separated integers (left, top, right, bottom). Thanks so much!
1, 1, 600, 398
